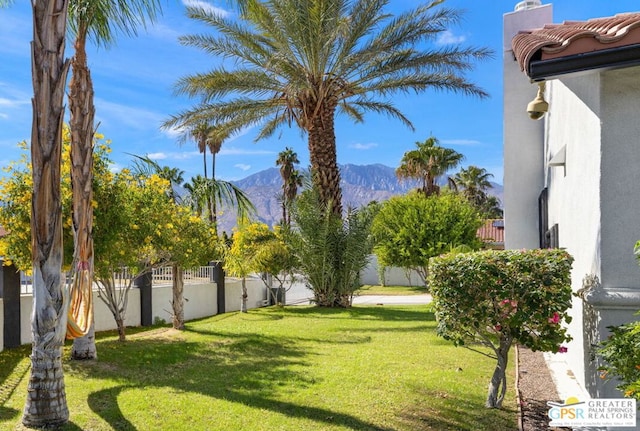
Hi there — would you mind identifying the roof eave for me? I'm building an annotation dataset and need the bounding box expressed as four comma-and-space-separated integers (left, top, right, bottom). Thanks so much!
528, 43, 640, 81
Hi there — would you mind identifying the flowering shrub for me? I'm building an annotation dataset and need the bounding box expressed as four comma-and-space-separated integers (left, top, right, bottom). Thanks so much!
429, 248, 574, 408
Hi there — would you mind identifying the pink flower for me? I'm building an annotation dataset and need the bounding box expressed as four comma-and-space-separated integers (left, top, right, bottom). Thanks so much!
558, 346, 568, 353
548, 312, 560, 324
494, 325, 502, 332
501, 299, 511, 305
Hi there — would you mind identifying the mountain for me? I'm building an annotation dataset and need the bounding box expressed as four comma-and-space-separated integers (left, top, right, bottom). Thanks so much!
216, 164, 503, 234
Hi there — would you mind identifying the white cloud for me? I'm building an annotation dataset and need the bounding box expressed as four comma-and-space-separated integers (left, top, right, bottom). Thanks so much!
182, 0, 231, 17
95, 98, 165, 131
219, 146, 275, 156
148, 152, 168, 160
349, 142, 378, 150
441, 139, 481, 146
235, 164, 251, 171
436, 30, 466, 45
0, 113, 8, 120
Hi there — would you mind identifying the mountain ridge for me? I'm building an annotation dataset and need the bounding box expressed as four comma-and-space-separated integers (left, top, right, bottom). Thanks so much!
217, 163, 503, 234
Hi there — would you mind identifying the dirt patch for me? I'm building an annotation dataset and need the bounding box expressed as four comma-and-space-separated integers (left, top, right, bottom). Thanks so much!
517, 346, 571, 431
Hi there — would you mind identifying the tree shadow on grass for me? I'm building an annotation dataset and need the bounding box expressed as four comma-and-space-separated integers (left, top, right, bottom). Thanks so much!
87, 386, 137, 431
76, 330, 394, 431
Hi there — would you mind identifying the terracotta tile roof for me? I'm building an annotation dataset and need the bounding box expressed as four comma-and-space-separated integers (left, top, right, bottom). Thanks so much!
512, 12, 640, 76
477, 219, 504, 245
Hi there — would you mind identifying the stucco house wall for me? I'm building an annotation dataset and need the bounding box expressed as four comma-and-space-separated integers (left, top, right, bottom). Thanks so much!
504, 3, 640, 409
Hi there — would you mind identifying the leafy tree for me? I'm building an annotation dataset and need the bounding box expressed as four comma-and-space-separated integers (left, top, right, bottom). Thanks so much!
165, 0, 490, 215
396, 136, 464, 197
253, 226, 299, 305
454, 165, 502, 218
429, 249, 574, 408
225, 222, 275, 313
128, 154, 221, 330
288, 189, 374, 307
371, 192, 481, 288
23, 1, 72, 425
276, 147, 302, 226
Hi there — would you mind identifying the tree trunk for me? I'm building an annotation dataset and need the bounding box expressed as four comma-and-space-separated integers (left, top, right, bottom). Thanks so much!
116, 318, 126, 342
307, 101, 342, 216
172, 264, 185, 330
68, 27, 97, 359
241, 277, 248, 313
23, 0, 71, 427
71, 322, 97, 360
486, 335, 512, 408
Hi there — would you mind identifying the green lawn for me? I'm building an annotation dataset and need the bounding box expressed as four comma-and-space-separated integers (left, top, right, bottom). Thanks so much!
0, 306, 516, 430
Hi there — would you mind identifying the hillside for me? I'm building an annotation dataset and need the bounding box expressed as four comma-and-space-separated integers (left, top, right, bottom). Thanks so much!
217, 164, 503, 234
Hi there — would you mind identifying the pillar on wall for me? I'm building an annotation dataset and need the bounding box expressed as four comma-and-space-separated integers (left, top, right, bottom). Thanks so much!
212, 261, 225, 314
134, 271, 153, 326
0, 261, 21, 348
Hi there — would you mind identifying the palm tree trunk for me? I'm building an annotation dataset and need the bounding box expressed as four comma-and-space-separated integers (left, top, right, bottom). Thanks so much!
307, 102, 342, 216
70, 322, 97, 360
69, 26, 97, 360
172, 264, 185, 330
211, 152, 218, 231
23, 2, 71, 426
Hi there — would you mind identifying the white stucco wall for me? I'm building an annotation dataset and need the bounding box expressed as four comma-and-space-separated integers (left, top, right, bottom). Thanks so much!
543, 75, 602, 394
534, 67, 640, 403
93, 288, 141, 332
225, 277, 268, 312
503, 6, 551, 249
360, 254, 423, 287
151, 283, 218, 324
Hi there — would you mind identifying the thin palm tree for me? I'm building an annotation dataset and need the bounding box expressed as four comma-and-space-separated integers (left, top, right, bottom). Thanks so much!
276, 147, 302, 226
164, 0, 490, 216
23, 0, 71, 427
396, 136, 464, 197
65, 0, 163, 361
177, 122, 231, 226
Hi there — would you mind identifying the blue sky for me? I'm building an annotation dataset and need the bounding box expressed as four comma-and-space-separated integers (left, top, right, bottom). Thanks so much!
1, 1, 638, 185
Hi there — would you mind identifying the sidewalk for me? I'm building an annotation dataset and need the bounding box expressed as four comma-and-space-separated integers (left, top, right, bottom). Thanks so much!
352, 294, 432, 305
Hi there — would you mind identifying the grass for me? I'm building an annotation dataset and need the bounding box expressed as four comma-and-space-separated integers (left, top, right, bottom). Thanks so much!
358, 284, 428, 295
0, 305, 516, 430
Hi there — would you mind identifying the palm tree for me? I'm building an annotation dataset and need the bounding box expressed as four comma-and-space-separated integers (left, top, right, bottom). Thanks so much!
454, 165, 503, 218
396, 136, 464, 197
65, 0, 163, 361
276, 147, 302, 226
177, 122, 231, 226
129, 153, 185, 202
183, 175, 256, 231
23, 0, 71, 427
164, 0, 490, 216
454, 165, 493, 205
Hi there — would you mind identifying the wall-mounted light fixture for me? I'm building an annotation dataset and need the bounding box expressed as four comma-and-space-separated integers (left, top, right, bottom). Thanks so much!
527, 81, 548, 120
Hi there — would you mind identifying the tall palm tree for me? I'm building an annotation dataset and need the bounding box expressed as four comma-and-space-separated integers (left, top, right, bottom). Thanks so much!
454, 165, 502, 218
23, 0, 71, 427
396, 136, 464, 197
454, 165, 493, 205
276, 147, 302, 226
164, 0, 490, 216
177, 122, 231, 226
65, 0, 163, 360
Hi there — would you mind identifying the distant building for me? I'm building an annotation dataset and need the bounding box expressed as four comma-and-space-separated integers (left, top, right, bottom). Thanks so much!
476, 219, 504, 250
504, 0, 640, 407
